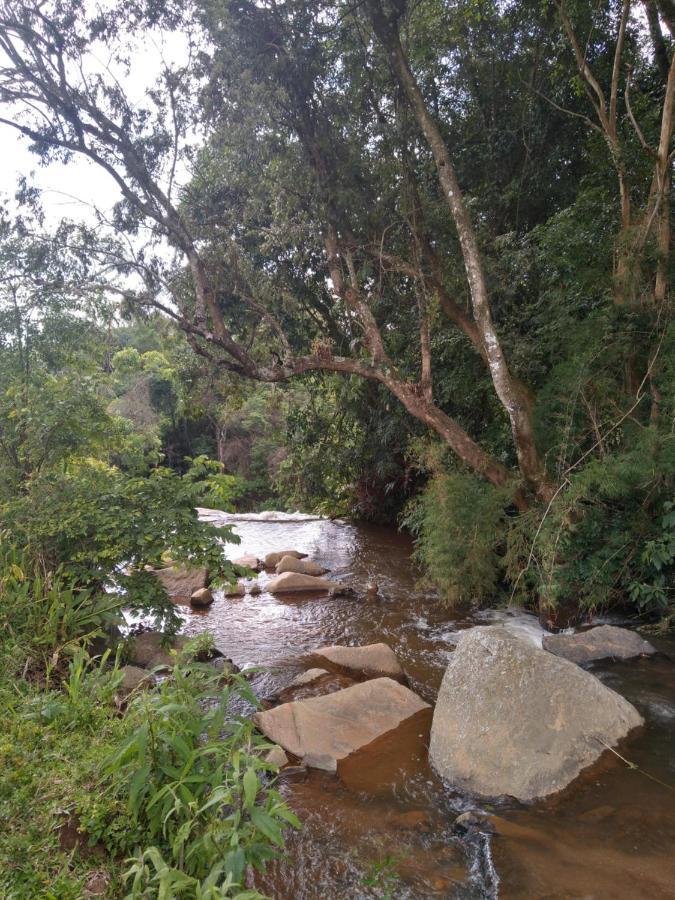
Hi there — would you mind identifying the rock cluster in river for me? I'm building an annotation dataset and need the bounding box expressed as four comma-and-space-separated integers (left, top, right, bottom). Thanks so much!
429, 626, 643, 802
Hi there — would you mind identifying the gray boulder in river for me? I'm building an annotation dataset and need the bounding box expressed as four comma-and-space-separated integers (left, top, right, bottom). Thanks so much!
542, 624, 656, 664
429, 626, 643, 802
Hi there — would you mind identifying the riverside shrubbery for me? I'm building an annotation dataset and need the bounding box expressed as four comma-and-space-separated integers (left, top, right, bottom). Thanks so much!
0, 550, 298, 898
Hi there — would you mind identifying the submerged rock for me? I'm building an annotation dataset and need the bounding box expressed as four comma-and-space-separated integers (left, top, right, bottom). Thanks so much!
154, 564, 208, 600
453, 810, 495, 835
275, 555, 329, 576
542, 625, 656, 664
290, 668, 330, 687
267, 571, 336, 593
252, 677, 430, 773
264, 550, 308, 568
429, 626, 643, 802
311, 642, 405, 682
190, 587, 214, 607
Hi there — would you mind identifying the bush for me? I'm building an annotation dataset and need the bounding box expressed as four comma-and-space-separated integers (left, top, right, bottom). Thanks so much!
402, 471, 508, 607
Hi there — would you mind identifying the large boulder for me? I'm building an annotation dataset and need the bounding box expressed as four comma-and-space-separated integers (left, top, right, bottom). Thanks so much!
154, 565, 208, 600
264, 550, 308, 568
127, 632, 186, 669
252, 677, 430, 773
429, 627, 643, 802
232, 554, 263, 571
267, 571, 336, 593
275, 555, 328, 576
542, 625, 656, 665
311, 643, 405, 682
118, 665, 152, 697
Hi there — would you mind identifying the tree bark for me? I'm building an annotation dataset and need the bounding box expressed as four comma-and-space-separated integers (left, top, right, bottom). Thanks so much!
367, 0, 553, 502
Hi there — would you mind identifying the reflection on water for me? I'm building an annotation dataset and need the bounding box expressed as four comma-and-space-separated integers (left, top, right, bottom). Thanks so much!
175, 513, 675, 899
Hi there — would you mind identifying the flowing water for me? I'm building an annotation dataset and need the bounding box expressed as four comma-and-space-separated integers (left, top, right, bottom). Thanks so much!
176, 511, 675, 899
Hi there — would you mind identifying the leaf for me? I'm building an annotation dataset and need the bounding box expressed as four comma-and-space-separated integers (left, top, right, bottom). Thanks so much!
250, 807, 284, 847
242, 767, 257, 809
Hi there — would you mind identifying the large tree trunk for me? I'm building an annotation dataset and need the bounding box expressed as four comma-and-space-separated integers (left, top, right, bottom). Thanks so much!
367, 1, 553, 503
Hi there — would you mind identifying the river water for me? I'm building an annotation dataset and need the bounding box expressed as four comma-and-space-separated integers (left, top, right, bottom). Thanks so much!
177, 512, 675, 899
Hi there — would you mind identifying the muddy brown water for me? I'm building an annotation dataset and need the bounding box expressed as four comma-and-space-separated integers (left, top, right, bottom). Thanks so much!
176, 512, 675, 899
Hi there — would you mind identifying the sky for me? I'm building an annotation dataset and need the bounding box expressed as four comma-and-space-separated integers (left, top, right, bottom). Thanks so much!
0, 25, 191, 226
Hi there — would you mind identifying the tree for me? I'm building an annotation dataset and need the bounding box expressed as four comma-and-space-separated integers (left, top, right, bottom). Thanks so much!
0, 0, 549, 503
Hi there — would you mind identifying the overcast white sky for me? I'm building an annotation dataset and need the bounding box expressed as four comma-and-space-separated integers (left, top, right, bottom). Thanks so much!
0, 26, 191, 225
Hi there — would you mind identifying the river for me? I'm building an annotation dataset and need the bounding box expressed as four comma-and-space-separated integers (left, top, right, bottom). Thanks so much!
176, 511, 675, 899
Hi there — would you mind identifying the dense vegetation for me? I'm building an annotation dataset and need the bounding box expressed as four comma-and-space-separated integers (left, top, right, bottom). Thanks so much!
0, 0, 672, 894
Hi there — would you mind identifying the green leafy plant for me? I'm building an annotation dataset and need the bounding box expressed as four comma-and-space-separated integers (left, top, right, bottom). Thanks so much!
103, 664, 299, 895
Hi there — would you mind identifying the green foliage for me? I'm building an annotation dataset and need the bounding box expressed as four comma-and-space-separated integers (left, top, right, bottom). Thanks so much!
103, 664, 299, 897
506, 430, 675, 616
1, 460, 238, 629
0, 540, 124, 678
0, 532, 299, 899
361, 854, 400, 899
403, 469, 509, 607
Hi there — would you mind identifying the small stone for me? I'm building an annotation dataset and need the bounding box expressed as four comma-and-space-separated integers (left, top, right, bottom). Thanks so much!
453, 811, 495, 834
264, 745, 289, 767
267, 572, 336, 593
83, 872, 110, 897
232, 554, 263, 570
224, 582, 246, 597
312, 642, 405, 682
153, 565, 208, 600
211, 656, 240, 676
264, 550, 308, 568
127, 632, 186, 669
542, 625, 656, 664
249, 583, 262, 596
190, 587, 214, 607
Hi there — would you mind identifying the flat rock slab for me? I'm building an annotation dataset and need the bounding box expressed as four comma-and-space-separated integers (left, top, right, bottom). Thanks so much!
267, 571, 336, 593
276, 556, 329, 576
311, 642, 404, 682
264, 550, 308, 568
542, 625, 656, 664
429, 626, 643, 802
154, 565, 208, 600
253, 677, 430, 773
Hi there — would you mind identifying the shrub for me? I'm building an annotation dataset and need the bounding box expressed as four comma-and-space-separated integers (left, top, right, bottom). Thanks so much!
402, 471, 508, 607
